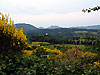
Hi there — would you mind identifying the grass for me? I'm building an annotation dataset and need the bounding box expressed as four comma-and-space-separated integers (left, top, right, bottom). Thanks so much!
30, 42, 96, 53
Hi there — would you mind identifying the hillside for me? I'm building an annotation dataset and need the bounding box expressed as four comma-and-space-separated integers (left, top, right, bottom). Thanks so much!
47, 25, 62, 29
38, 27, 45, 29
72, 25, 100, 29
27, 28, 99, 38
15, 23, 37, 33
15, 23, 100, 38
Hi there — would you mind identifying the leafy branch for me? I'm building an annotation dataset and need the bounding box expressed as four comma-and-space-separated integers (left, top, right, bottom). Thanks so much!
82, 6, 100, 13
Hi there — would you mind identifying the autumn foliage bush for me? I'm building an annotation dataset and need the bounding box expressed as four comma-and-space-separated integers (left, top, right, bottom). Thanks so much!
0, 13, 28, 53
64, 48, 83, 60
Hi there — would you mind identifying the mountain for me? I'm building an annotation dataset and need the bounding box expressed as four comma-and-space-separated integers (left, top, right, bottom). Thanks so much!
15, 23, 100, 37
15, 23, 37, 33
47, 25, 62, 29
71, 25, 100, 29
38, 27, 45, 29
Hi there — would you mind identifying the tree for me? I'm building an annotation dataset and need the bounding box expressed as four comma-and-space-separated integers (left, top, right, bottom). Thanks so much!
82, 6, 100, 13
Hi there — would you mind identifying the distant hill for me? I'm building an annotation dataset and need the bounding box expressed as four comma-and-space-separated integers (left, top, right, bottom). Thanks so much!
28, 28, 99, 38
38, 27, 45, 29
15, 23, 100, 38
47, 25, 62, 29
71, 25, 100, 29
15, 23, 37, 33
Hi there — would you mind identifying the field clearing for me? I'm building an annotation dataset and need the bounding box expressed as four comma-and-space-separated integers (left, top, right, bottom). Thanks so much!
31, 42, 96, 53
41, 43, 92, 53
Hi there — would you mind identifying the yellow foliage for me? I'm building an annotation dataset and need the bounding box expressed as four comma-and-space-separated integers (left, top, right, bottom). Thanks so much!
23, 46, 63, 59
28, 45, 32, 48
94, 60, 100, 68
41, 55, 50, 59
22, 50, 33, 54
0, 12, 28, 53
64, 48, 84, 60
44, 48, 63, 55
0, 13, 27, 41
82, 52, 97, 57
64, 48, 97, 61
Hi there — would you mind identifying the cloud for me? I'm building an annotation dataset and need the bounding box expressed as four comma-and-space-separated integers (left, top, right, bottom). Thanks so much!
0, 0, 100, 27
10, 11, 100, 27
1, 0, 99, 15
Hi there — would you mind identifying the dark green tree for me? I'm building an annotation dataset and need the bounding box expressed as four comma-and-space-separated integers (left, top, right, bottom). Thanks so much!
82, 6, 100, 13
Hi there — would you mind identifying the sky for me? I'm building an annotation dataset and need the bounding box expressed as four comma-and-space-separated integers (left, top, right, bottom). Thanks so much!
0, 0, 100, 28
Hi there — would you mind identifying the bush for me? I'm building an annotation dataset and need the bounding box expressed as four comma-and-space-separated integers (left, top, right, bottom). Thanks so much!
0, 53, 65, 75
0, 13, 28, 53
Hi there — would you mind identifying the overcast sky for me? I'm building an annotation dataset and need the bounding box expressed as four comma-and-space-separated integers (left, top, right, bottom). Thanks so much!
0, 0, 100, 28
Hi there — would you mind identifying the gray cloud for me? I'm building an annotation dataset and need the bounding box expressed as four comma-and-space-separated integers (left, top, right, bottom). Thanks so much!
0, 0, 100, 27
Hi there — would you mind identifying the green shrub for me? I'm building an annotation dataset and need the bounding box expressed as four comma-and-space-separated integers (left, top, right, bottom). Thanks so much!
62, 55, 100, 75
0, 53, 65, 75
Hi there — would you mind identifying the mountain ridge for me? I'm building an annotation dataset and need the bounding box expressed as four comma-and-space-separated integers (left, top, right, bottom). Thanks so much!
71, 25, 100, 29
47, 25, 62, 29
15, 23, 37, 32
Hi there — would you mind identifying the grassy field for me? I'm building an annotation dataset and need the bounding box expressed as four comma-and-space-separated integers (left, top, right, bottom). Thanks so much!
31, 42, 95, 53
